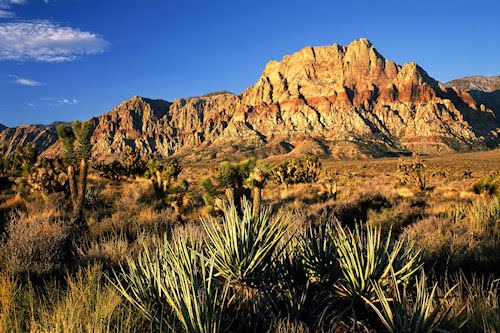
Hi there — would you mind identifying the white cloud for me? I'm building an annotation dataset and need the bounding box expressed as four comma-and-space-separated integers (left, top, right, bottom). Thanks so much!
9, 74, 45, 86
0, 0, 27, 17
0, 20, 109, 62
0, 9, 14, 18
0, 0, 27, 7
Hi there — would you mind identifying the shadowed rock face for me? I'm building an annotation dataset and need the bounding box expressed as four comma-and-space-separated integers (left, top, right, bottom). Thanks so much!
446, 75, 500, 121
1, 39, 499, 161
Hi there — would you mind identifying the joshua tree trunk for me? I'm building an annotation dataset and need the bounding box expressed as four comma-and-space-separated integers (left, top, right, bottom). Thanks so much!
67, 159, 88, 222
68, 165, 77, 210
252, 186, 262, 218
225, 187, 235, 203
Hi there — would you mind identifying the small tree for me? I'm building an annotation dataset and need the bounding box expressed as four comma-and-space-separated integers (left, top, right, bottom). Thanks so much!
56, 121, 94, 224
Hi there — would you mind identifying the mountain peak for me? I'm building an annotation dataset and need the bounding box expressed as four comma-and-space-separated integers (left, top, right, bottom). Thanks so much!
348, 37, 373, 49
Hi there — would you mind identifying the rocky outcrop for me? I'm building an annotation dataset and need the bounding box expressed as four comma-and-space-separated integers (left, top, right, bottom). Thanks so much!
1, 39, 499, 161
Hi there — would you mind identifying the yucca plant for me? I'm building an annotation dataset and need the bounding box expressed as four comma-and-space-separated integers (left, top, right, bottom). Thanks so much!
364, 271, 456, 333
331, 220, 421, 300
113, 234, 229, 333
271, 237, 310, 322
201, 200, 293, 296
298, 221, 339, 283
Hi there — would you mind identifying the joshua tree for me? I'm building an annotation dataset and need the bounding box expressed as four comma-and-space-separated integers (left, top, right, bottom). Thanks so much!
246, 160, 270, 217
217, 159, 254, 213
397, 154, 428, 192
146, 157, 182, 193
56, 121, 94, 224
0, 146, 8, 176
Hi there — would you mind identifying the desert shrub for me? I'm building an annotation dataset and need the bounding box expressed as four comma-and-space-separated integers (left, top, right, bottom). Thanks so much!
201, 176, 218, 216
266, 234, 310, 325
471, 172, 499, 197
332, 192, 391, 225
93, 147, 147, 181
113, 234, 228, 332
90, 205, 174, 241
267, 317, 309, 333
0, 273, 18, 332
77, 233, 131, 270
199, 201, 297, 330
1, 210, 69, 276
367, 200, 424, 234
26, 158, 68, 196
404, 197, 500, 274
32, 264, 142, 333
444, 274, 500, 333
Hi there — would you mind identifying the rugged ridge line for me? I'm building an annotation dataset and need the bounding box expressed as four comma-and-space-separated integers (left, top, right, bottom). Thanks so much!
1, 39, 499, 161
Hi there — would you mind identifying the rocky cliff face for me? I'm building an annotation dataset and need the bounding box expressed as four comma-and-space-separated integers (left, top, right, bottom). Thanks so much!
1, 39, 499, 161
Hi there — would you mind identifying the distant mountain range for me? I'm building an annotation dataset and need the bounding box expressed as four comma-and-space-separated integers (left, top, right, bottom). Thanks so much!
1, 38, 499, 161
445, 76, 500, 116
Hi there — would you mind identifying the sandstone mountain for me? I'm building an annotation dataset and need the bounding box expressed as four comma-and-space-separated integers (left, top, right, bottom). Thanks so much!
1, 38, 499, 161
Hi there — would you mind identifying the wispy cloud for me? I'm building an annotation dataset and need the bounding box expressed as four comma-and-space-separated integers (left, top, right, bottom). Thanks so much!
0, 20, 109, 62
0, 0, 27, 18
0, 9, 14, 18
9, 74, 45, 86
41, 97, 79, 106
56, 98, 78, 105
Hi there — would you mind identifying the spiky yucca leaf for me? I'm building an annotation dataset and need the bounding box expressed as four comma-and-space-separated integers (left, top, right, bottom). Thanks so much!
201, 200, 293, 289
331, 220, 421, 299
364, 271, 456, 333
113, 235, 228, 333
298, 221, 339, 283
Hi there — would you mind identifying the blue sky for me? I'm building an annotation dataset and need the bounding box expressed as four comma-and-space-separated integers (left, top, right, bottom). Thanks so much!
0, 0, 499, 127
